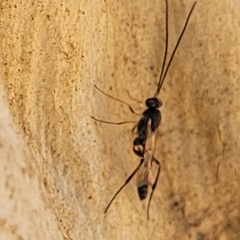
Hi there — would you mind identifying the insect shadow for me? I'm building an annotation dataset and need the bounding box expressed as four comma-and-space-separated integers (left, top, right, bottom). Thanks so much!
91, 0, 197, 218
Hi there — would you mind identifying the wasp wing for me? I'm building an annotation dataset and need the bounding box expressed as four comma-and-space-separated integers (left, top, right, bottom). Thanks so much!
136, 119, 157, 200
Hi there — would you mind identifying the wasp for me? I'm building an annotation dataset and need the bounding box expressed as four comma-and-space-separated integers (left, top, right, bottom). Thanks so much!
91, 0, 197, 216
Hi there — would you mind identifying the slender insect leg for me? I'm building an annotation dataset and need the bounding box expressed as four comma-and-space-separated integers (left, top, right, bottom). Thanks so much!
94, 85, 141, 116
147, 158, 161, 219
125, 89, 143, 104
91, 116, 136, 125
104, 158, 144, 213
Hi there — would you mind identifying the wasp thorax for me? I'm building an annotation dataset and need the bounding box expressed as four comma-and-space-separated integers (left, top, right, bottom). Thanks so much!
145, 98, 162, 108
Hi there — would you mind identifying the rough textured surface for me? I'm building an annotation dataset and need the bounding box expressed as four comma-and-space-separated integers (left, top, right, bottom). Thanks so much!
1, 0, 240, 239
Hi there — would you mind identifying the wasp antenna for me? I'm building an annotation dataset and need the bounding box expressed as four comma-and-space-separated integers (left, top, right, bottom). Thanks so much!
154, 1, 197, 97
155, 0, 169, 98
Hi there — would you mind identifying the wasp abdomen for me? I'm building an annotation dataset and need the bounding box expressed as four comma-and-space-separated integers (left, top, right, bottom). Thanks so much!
138, 185, 148, 200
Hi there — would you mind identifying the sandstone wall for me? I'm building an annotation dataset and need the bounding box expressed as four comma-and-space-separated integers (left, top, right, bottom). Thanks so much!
1, 0, 239, 239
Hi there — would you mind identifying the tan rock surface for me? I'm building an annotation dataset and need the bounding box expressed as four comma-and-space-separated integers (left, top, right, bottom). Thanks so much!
1, 0, 240, 239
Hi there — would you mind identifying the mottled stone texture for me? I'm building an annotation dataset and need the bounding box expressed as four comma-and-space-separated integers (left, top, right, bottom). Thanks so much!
1, 0, 240, 239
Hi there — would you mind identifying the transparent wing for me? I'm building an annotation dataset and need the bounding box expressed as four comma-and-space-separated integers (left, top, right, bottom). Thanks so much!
136, 119, 156, 189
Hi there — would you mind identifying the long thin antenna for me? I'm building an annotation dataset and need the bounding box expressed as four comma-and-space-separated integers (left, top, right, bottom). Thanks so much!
157, 0, 169, 97
154, 1, 197, 97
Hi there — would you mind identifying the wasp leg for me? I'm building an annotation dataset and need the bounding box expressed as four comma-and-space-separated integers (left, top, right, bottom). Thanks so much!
147, 158, 161, 220
94, 85, 141, 116
91, 116, 136, 125
104, 158, 144, 213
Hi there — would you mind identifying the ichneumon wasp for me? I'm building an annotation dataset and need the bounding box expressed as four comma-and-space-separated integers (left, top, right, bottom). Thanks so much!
91, 0, 197, 217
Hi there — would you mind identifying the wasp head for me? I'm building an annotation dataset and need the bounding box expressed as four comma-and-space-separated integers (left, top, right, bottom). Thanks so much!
145, 98, 162, 108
